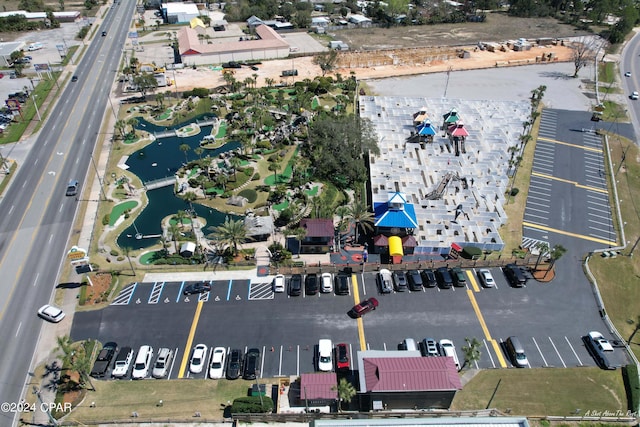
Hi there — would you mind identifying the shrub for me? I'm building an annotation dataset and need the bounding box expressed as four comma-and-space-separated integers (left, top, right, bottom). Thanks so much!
251, 173, 261, 181
102, 214, 110, 226
623, 364, 640, 414
238, 189, 258, 203
231, 396, 273, 413
510, 188, 519, 196
243, 167, 254, 177
110, 250, 119, 257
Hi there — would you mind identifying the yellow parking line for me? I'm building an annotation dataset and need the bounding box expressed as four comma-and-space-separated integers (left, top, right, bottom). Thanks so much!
531, 171, 607, 193
466, 270, 480, 292
351, 274, 367, 351
466, 289, 506, 367
538, 136, 602, 153
523, 221, 617, 245
178, 300, 204, 378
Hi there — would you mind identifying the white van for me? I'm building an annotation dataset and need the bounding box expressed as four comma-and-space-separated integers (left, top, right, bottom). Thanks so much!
132, 345, 154, 379
400, 338, 418, 351
439, 339, 461, 370
317, 339, 333, 371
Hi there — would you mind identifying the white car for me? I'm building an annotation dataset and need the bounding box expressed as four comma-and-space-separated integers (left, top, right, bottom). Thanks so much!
477, 269, 495, 288
273, 274, 285, 293
588, 331, 614, 352
209, 347, 226, 379
439, 339, 461, 370
317, 339, 333, 372
320, 273, 333, 293
625, 71, 632, 77
631, 91, 639, 100
190, 344, 208, 374
37, 304, 65, 323
131, 345, 154, 379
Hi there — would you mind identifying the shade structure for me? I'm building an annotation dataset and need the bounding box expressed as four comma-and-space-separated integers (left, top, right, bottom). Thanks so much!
373, 234, 389, 246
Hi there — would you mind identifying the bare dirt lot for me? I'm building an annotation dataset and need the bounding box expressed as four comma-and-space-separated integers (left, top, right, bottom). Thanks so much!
337, 13, 591, 50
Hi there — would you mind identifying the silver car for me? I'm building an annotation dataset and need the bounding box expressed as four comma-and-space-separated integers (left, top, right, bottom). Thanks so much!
152, 348, 173, 379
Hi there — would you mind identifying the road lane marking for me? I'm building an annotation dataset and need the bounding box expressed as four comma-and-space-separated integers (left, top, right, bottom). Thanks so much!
351, 273, 367, 351
531, 171, 607, 193
537, 136, 603, 152
522, 221, 617, 245
466, 270, 480, 292
178, 300, 204, 378
466, 289, 506, 367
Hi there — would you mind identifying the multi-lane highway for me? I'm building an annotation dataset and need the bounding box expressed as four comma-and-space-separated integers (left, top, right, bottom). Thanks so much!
0, 3, 135, 425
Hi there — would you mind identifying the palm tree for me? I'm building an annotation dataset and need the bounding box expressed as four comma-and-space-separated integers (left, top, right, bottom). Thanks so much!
332, 378, 356, 412
122, 246, 136, 276
288, 226, 307, 258
194, 147, 204, 160
268, 160, 281, 185
543, 244, 567, 279
215, 173, 228, 191
179, 143, 191, 165
155, 92, 164, 109
209, 217, 247, 256
55, 336, 95, 391
181, 191, 198, 212
168, 222, 180, 253
265, 77, 275, 88
175, 210, 188, 228
126, 117, 138, 137
114, 119, 127, 139
229, 156, 242, 181
461, 337, 482, 371
347, 200, 375, 244
532, 241, 550, 271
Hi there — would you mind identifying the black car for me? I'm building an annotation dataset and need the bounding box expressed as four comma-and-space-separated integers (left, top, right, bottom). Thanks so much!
420, 269, 437, 288
435, 267, 453, 289
406, 270, 423, 291
392, 271, 408, 292
90, 342, 118, 378
305, 274, 319, 295
183, 281, 212, 295
504, 264, 527, 287
450, 267, 467, 287
289, 274, 302, 296
243, 348, 260, 380
222, 61, 242, 69
335, 274, 350, 295
71, 75, 78, 82
226, 349, 243, 380
101, 31, 107, 36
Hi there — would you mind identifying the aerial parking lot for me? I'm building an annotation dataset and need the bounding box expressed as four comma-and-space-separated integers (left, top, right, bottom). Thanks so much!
70, 266, 631, 381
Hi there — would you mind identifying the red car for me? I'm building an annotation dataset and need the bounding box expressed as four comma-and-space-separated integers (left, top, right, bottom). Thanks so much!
348, 297, 379, 318
336, 343, 349, 370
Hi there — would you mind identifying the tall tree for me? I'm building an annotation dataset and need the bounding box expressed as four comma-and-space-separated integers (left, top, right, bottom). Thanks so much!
333, 378, 356, 412
288, 226, 307, 258
347, 200, 374, 244
461, 337, 482, 370
122, 246, 136, 276
209, 217, 247, 256
313, 50, 339, 76
179, 143, 191, 165
543, 244, 567, 279
570, 37, 598, 78
168, 222, 180, 253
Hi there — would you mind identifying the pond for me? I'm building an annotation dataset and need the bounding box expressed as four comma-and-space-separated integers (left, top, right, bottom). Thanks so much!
116, 116, 241, 250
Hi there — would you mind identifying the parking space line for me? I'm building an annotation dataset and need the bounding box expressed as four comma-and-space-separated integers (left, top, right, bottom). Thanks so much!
483, 339, 496, 368
349, 343, 354, 370
148, 282, 164, 304
226, 280, 232, 301
532, 337, 548, 367
565, 336, 583, 366
177, 281, 185, 303
296, 345, 300, 376
260, 345, 265, 378
523, 221, 617, 245
537, 136, 603, 152
466, 290, 506, 367
278, 345, 283, 376
178, 300, 204, 378
168, 347, 179, 379
465, 270, 480, 292
110, 282, 137, 305
549, 337, 566, 368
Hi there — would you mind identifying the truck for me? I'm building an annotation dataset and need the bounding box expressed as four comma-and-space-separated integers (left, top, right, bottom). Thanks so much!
90, 342, 118, 378
281, 69, 298, 77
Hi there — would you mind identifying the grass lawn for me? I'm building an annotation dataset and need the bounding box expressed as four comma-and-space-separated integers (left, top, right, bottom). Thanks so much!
108, 201, 138, 226
69, 378, 257, 422
215, 120, 227, 138
452, 367, 626, 416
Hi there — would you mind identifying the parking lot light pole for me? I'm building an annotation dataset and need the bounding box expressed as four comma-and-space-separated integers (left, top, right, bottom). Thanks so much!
32, 93, 41, 121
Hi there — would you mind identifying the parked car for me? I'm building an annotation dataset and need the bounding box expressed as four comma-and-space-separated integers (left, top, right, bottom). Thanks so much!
435, 267, 453, 288
335, 273, 350, 295
189, 344, 208, 374
222, 61, 242, 69
209, 347, 226, 379
132, 345, 154, 379
305, 274, 319, 295
587, 331, 614, 352
152, 347, 173, 379
407, 270, 423, 291
183, 281, 211, 295
503, 264, 526, 287
477, 269, 495, 288
65, 180, 79, 196
348, 297, 379, 318
392, 271, 408, 292
420, 338, 439, 357
505, 336, 528, 368
377, 268, 393, 294
336, 343, 349, 370
450, 267, 467, 287
289, 274, 302, 296
112, 347, 134, 378
317, 339, 333, 372
226, 349, 243, 380
37, 304, 65, 323
420, 269, 438, 288
320, 273, 333, 293
273, 274, 285, 293
583, 334, 616, 370
243, 348, 260, 380
90, 342, 118, 378
439, 339, 461, 370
